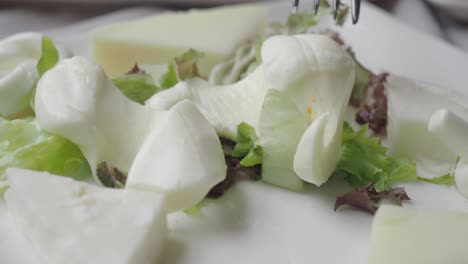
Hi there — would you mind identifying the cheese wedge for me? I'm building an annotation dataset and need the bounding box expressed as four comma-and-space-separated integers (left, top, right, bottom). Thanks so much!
4, 168, 167, 264
368, 205, 468, 264
90, 4, 267, 77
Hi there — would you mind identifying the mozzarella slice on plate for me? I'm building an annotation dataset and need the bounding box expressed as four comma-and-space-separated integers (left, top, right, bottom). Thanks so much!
4, 168, 166, 264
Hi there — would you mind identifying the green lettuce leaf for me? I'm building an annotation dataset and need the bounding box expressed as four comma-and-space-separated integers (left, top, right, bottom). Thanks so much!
254, 37, 264, 64
232, 122, 263, 167
418, 174, 455, 186
273, 0, 349, 35
112, 74, 160, 104
158, 49, 204, 89
335, 5, 349, 26
175, 49, 204, 80
337, 123, 417, 191
0, 118, 90, 183
349, 61, 370, 107
159, 63, 178, 89
31, 36, 60, 112
183, 200, 203, 216
338, 123, 388, 187
259, 89, 307, 191
286, 11, 321, 35
37, 36, 59, 78
417, 157, 459, 186
375, 157, 418, 191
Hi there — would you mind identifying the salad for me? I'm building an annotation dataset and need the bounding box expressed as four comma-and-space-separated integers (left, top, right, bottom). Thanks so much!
1, 1, 468, 263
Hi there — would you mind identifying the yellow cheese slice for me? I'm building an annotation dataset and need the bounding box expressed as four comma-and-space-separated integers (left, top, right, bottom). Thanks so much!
90, 4, 267, 77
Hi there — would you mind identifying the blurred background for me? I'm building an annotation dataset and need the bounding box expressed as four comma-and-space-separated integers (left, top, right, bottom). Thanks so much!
0, 0, 467, 52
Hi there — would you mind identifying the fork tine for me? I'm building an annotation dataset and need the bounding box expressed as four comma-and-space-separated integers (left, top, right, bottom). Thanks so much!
291, 0, 360, 24
313, 0, 320, 15
292, 0, 299, 14
351, 0, 361, 24
333, 0, 341, 19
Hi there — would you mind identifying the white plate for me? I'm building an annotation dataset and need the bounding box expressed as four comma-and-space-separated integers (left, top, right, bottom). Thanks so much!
9, 0, 244, 3
10, 0, 268, 6
427, 0, 468, 21
2, 1, 468, 264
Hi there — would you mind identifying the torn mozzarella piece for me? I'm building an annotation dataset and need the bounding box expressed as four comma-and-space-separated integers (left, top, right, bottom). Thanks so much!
429, 109, 468, 159
387, 76, 468, 199
127, 100, 226, 211
35, 57, 225, 211
5, 168, 166, 264
294, 112, 341, 186
367, 205, 468, 264
35, 56, 154, 177
428, 109, 468, 198
387, 76, 468, 162
0, 32, 71, 117
146, 66, 267, 141
387, 76, 468, 178
261, 34, 355, 186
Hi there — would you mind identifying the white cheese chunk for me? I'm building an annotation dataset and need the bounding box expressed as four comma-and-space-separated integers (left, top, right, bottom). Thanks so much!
90, 4, 267, 77
4, 168, 167, 264
127, 100, 226, 211
367, 205, 468, 264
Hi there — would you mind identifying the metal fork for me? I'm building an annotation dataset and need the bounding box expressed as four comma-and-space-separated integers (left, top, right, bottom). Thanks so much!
292, 0, 362, 24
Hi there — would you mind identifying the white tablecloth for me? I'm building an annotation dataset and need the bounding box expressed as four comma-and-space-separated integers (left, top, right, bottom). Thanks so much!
1, 0, 467, 53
